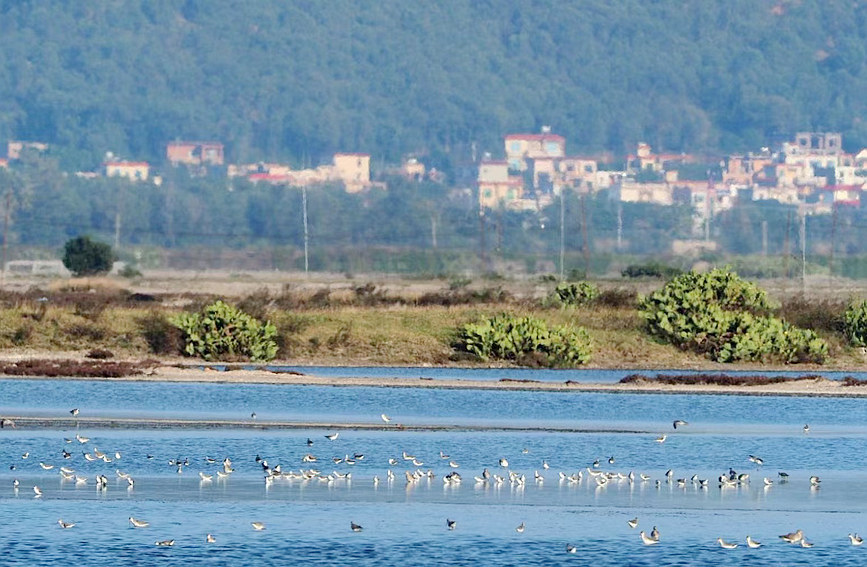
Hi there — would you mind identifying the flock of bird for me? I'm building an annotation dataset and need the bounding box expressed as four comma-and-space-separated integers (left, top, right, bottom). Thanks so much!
1, 409, 862, 552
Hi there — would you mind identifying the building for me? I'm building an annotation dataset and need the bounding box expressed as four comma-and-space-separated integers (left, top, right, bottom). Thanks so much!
504, 130, 566, 171
105, 161, 150, 181
0, 158, 7, 169
7, 141, 48, 160
478, 160, 524, 208
166, 141, 224, 166
333, 153, 371, 193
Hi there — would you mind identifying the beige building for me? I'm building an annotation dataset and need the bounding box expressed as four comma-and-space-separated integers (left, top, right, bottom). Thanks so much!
105, 161, 150, 182
7, 141, 48, 160
166, 141, 224, 166
504, 131, 566, 171
478, 160, 524, 208
333, 153, 371, 193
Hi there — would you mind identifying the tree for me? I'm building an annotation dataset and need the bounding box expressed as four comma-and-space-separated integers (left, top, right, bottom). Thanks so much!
62, 236, 115, 276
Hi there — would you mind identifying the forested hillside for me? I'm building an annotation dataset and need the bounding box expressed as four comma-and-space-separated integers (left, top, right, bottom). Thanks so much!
0, 0, 866, 169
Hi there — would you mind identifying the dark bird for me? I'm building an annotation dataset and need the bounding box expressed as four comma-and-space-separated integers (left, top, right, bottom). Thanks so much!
351, 521, 363, 532
673, 419, 688, 429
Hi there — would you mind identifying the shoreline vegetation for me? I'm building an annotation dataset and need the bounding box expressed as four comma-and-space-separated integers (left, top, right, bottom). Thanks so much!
1, 271, 867, 398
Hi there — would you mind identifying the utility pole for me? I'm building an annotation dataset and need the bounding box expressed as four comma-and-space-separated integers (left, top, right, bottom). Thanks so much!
580, 194, 589, 277
559, 188, 565, 280
783, 210, 792, 280
761, 220, 768, 257
2, 192, 9, 285
302, 186, 309, 277
829, 204, 837, 280
616, 200, 623, 251
800, 208, 807, 295
479, 208, 487, 274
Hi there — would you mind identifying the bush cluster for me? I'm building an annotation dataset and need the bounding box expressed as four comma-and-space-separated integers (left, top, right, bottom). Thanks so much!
550, 281, 599, 307
171, 300, 278, 362
844, 300, 867, 347
639, 268, 827, 364
454, 313, 591, 368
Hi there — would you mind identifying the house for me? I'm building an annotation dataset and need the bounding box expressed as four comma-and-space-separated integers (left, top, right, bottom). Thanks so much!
0, 158, 7, 169
614, 180, 673, 205
478, 160, 524, 208
104, 161, 150, 181
7, 141, 48, 160
558, 157, 599, 190
504, 130, 566, 171
401, 158, 426, 181
166, 141, 224, 166
333, 153, 371, 193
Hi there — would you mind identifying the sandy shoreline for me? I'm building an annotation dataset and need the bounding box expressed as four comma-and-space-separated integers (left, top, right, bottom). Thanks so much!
3, 363, 867, 398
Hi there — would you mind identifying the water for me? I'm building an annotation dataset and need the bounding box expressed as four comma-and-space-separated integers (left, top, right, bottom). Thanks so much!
2, 372, 867, 565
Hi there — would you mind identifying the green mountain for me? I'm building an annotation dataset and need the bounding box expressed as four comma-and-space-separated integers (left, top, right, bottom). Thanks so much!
0, 0, 866, 169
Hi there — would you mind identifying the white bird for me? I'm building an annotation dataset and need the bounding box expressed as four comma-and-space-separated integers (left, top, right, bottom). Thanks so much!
129, 517, 149, 528
640, 531, 659, 545
717, 537, 738, 549
803, 424, 810, 434
57, 519, 75, 529
542, 460, 549, 470
252, 522, 266, 531
566, 544, 577, 553
627, 517, 639, 529
70, 408, 79, 416
155, 540, 174, 546
381, 414, 391, 423
656, 434, 667, 443
206, 533, 216, 543
800, 539, 814, 548
199, 472, 213, 481
499, 458, 509, 467
515, 522, 525, 533
449, 461, 459, 468
33, 485, 42, 497
810, 475, 821, 486
746, 535, 762, 548
325, 433, 339, 441
21, 452, 29, 459
763, 477, 774, 486
75, 434, 89, 444
849, 533, 864, 546
39, 462, 54, 470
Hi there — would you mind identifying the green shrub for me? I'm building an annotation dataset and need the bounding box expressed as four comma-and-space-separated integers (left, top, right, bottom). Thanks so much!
639, 268, 826, 364
454, 313, 591, 367
844, 300, 867, 347
62, 235, 115, 277
550, 281, 599, 307
170, 300, 278, 362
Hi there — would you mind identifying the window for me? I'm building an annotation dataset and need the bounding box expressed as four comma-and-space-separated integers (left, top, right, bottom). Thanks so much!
509, 141, 521, 153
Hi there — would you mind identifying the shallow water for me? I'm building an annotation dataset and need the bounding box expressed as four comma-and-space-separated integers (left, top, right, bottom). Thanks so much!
2, 376, 867, 565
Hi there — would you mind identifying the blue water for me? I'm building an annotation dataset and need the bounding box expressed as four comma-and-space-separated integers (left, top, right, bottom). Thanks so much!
2, 372, 867, 565
253, 365, 867, 383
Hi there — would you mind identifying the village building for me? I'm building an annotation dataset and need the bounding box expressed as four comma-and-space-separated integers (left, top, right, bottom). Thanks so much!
166, 141, 225, 166
104, 161, 150, 182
